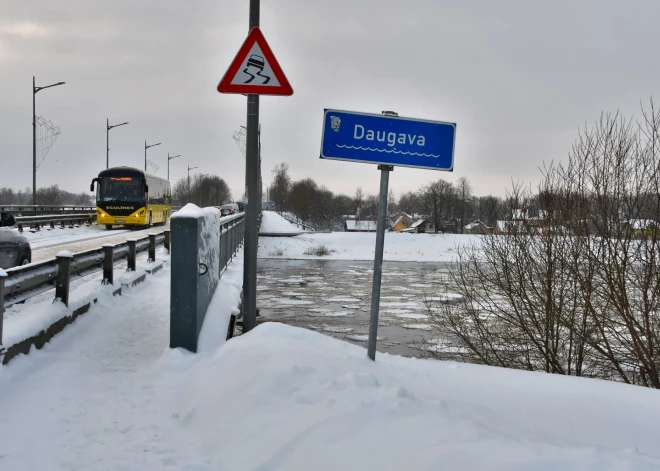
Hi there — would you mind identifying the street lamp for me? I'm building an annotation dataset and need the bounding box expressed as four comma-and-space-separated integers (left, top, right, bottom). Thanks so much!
145, 141, 161, 172
33, 76, 65, 205
107, 119, 129, 169
187, 165, 198, 203
167, 153, 181, 181
187, 165, 198, 188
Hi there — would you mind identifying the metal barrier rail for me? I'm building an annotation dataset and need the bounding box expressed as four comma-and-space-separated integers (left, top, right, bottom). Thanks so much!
0, 205, 96, 216
0, 230, 169, 345
275, 211, 318, 231
14, 213, 96, 232
3, 206, 182, 231
170, 212, 245, 352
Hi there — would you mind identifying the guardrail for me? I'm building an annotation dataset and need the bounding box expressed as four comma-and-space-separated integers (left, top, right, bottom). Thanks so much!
275, 211, 318, 231
0, 205, 95, 216
0, 230, 169, 346
3, 205, 182, 231
14, 213, 96, 232
3, 205, 182, 215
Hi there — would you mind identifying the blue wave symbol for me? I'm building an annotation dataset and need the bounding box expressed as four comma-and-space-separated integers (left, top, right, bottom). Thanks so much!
336, 144, 440, 158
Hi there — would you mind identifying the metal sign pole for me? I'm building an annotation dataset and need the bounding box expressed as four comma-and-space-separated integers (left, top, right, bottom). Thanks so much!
242, 0, 260, 333
367, 164, 392, 361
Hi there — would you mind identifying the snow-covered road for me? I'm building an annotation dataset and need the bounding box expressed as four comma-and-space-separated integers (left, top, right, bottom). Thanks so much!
23, 224, 170, 262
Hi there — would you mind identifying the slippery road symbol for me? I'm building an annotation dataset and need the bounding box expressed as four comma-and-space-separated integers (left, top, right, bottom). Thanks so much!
242, 54, 270, 84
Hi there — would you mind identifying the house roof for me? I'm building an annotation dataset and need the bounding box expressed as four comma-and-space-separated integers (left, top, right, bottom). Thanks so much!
345, 220, 378, 231
410, 219, 428, 228
464, 219, 487, 230
392, 216, 406, 227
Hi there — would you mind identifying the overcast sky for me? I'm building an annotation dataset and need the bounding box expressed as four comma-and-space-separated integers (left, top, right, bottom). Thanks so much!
1, 0, 659, 201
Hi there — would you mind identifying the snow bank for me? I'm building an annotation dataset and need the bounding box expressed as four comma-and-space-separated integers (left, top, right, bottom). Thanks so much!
259, 211, 302, 234
259, 231, 481, 262
170, 202, 208, 219
168, 323, 660, 470
1, 278, 109, 347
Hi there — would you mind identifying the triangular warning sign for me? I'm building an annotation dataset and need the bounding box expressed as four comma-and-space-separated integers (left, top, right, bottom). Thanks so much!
218, 27, 293, 96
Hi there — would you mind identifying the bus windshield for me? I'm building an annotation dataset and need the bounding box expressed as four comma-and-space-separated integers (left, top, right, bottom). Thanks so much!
98, 176, 144, 203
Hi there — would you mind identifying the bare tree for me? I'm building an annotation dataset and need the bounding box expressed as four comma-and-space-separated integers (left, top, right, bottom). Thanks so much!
398, 191, 425, 215
388, 189, 397, 215
423, 100, 660, 388
422, 181, 441, 233
422, 179, 454, 233
457, 177, 472, 233
172, 175, 231, 207
477, 196, 501, 227
269, 162, 291, 212
354, 187, 364, 220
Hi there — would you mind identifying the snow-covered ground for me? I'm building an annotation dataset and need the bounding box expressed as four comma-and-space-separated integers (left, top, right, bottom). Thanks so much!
2, 248, 167, 348
3, 210, 659, 469
259, 211, 302, 234
259, 231, 479, 262
2, 279, 660, 470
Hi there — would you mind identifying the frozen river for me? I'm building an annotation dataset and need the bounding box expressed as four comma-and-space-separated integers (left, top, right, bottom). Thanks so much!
256, 259, 455, 357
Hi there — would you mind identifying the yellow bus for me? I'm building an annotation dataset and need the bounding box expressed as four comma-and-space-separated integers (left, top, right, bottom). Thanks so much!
90, 166, 171, 230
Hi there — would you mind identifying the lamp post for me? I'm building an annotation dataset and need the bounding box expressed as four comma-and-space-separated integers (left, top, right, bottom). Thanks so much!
33, 76, 65, 205
167, 153, 181, 181
145, 141, 161, 172
187, 165, 198, 202
107, 119, 129, 169
201, 174, 210, 206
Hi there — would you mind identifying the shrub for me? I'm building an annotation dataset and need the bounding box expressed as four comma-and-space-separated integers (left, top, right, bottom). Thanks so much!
304, 244, 331, 256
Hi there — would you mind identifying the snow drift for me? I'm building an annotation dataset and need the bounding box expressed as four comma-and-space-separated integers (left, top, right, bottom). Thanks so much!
167, 323, 660, 470
259, 211, 302, 234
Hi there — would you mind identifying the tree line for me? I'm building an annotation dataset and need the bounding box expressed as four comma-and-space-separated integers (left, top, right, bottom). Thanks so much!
0, 185, 93, 206
171, 174, 233, 207
267, 162, 505, 232
0, 175, 235, 209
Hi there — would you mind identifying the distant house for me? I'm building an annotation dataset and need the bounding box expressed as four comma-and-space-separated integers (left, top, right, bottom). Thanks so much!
391, 213, 412, 232
405, 218, 435, 233
345, 220, 378, 232
463, 219, 491, 235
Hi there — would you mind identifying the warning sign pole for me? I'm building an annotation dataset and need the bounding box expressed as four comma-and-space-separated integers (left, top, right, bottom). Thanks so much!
242, 0, 260, 333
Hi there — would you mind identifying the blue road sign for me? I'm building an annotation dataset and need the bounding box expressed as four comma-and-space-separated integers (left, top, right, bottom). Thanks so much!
320, 109, 456, 171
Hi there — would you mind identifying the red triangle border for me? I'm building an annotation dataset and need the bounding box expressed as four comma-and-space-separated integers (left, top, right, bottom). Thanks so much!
218, 27, 293, 96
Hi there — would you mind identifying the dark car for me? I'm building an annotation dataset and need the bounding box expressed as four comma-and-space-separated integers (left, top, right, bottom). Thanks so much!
0, 213, 31, 269
235, 201, 245, 213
